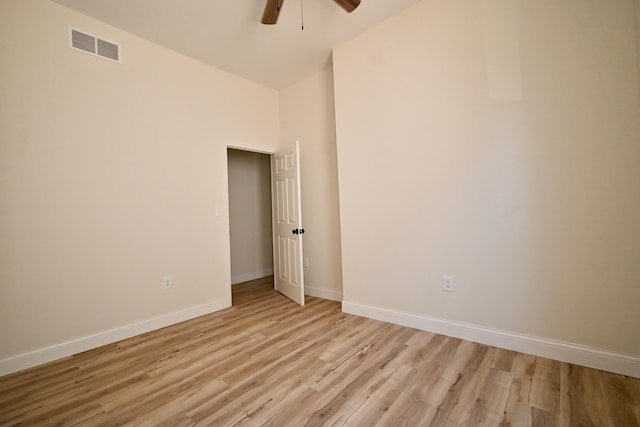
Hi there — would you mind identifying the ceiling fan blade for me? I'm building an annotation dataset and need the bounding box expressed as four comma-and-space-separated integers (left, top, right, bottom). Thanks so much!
333, 0, 361, 13
262, 0, 284, 25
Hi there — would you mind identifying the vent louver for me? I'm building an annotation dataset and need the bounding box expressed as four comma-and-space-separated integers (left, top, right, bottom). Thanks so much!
69, 28, 120, 63
97, 39, 119, 61
71, 29, 95, 54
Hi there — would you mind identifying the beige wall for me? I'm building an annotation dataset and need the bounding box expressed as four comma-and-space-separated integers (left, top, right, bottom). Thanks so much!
334, 0, 640, 358
227, 149, 273, 284
279, 68, 343, 301
0, 0, 279, 364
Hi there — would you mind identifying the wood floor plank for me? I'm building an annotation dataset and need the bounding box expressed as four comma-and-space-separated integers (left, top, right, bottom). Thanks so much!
224, 369, 320, 426
260, 386, 320, 427
189, 340, 332, 425
602, 370, 640, 427
500, 352, 536, 426
120, 379, 229, 426
467, 367, 513, 426
374, 391, 434, 426
1, 276, 639, 426
405, 335, 463, 403
302, 342, 408, 426
336, 364, 415, 426
532, 406, 557, 427
567, 364, 598, 426
429, 344, 490, 426
529, 357, 561, 415
559, 361, 572, 427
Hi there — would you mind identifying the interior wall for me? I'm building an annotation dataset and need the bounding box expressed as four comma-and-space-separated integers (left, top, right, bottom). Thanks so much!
227, 149, 273, 285
333, 0, 640, 359
279, 68, 343, 301
0, 0, 279, 368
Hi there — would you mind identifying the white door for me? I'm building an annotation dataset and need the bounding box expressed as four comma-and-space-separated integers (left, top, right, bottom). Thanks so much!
272, 141, 305, 305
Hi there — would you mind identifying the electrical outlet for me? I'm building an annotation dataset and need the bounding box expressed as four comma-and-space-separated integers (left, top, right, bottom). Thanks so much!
163, 276, 173, 290
303, 257, 309, 268
442, 276, 454, 292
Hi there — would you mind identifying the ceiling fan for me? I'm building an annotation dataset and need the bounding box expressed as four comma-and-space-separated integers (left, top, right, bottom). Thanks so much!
261, 0, 361, 25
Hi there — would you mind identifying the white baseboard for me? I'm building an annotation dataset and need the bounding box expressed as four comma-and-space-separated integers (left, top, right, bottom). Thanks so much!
342, 300, 640, 379
231, 269, 273, 285
305, 286, 343, 302
0, 298, 230, 377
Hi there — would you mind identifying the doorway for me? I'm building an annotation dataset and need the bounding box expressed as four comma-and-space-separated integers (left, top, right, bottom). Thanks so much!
227, 148, 273, 305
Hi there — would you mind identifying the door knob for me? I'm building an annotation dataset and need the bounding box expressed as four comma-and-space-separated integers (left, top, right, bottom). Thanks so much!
292, 228, 305, 235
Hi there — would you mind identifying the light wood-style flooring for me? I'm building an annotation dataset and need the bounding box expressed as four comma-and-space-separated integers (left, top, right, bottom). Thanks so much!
1, 276, 639, 426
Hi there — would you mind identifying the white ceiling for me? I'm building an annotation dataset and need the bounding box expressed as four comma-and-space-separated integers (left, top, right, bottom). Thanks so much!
52, 0, 422, 89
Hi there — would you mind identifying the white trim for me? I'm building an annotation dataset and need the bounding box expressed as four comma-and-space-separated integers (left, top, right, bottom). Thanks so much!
0, 298, 229, 376
305, 286, 343, 302
342, 300, 640, 379
231, 269, 274, 285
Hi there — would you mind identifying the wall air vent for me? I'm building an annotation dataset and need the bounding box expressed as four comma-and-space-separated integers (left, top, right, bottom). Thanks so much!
69, 28, 121, 63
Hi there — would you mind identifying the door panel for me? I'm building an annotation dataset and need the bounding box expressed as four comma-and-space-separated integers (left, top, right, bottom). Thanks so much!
272, 141, 305, 305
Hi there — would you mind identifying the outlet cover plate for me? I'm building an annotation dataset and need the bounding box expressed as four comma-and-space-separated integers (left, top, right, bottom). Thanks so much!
443, 276, 454, 292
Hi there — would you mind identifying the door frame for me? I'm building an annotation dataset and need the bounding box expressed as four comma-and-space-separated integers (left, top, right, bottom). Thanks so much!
224, 144, 276, 306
